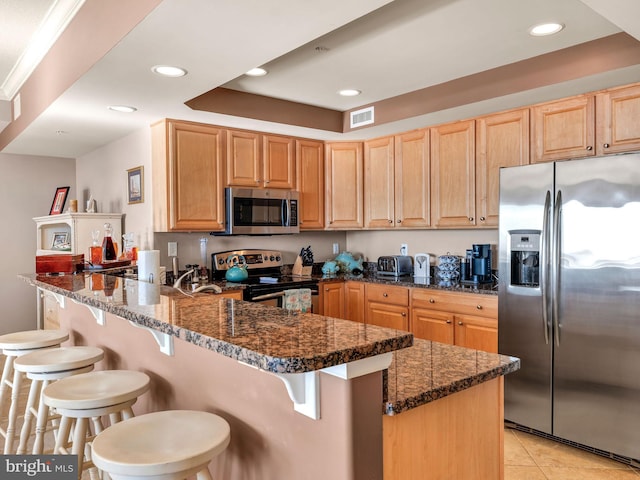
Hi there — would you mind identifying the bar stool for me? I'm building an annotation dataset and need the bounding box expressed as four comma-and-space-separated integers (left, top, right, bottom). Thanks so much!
92, 410, 231, 480
42, 370, 150, 475
13, 346, 105, 454
0, 329, 69, 453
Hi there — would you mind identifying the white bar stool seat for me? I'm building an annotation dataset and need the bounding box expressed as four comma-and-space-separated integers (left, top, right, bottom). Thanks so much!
42, 370, 150, 475
0, 329, 68, 453
13, 346, 104, 454
92, 410, 231, 480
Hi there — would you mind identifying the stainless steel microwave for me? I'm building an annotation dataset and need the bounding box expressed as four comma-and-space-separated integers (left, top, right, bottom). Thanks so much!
214, 187, 299, 235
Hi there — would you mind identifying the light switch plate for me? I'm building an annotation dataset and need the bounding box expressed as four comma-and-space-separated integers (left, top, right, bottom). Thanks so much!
168, 242, 178, 257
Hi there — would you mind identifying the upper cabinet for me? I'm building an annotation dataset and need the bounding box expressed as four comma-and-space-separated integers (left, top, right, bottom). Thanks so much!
363, 130, 430, 229
595, 83, 640, 155
476, 109, 530, 227
325, 142, 364, 229
151, 119, 225, 232
531, 95, 595, 163
296, 139, 324, 230
430, 120, 476, 228
226, 130, 295, 189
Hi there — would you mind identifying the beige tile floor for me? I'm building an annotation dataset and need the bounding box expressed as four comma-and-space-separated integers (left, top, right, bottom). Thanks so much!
505, 427, 640, 479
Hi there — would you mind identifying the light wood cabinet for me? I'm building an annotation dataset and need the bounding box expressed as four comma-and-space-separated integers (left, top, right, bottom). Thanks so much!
325, 142, 364, 229
363, 130, 430, 229
321, 281, 345, 318
476, 109, 529, 227
344, 281, 365, 323
531, 95, 595, 163
411, 289, 498, 353
430, 120, 476, 227
262, 134, 296, 189
225, 130, 295, 189
217, 290, 243, 300
596, 83, 640, 155
225, 129, 262, 187
364, 136, 395, 229
296, 139, 324, 230
365, 284, 409, 331
151, 119, 225, 232
394, 129, 430, 228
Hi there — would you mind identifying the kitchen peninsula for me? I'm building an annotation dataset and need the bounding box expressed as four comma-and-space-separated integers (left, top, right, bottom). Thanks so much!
21, 272, 518, 480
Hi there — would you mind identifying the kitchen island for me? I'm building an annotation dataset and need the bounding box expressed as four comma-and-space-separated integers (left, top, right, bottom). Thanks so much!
21, 272, 518, 480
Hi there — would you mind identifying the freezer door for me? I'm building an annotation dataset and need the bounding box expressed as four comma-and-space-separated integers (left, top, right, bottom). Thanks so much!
553, 153, 640, 459
498, 162, 554, 434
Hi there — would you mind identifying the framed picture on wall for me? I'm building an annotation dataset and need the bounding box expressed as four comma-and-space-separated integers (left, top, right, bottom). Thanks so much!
127, 166, 143, 204
49, 186, 70, 215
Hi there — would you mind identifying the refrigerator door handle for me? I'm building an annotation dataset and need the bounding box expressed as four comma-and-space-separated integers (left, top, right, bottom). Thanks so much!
541, 190, 551, 345
552, 189, 563, 346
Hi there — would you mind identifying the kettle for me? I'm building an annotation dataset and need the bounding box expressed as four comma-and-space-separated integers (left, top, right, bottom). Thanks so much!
414, 253, 431, 278
225, 254, 248, 282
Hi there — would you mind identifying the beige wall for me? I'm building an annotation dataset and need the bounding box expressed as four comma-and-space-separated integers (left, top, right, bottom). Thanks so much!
0, 153, 75, 334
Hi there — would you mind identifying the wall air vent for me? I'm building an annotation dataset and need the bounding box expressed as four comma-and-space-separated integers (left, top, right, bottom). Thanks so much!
350, 106, 374, 128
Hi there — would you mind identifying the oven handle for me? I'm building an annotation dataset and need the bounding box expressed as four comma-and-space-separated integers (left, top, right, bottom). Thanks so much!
250, 289, 319, 302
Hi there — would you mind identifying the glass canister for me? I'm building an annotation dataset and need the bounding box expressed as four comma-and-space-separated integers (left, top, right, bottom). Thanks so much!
102, 223, 117, 261
90, 229, 102, 265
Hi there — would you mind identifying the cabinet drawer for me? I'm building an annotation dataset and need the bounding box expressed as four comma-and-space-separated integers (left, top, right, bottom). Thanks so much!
411, 289, 497, 318
366, 284, 409, 306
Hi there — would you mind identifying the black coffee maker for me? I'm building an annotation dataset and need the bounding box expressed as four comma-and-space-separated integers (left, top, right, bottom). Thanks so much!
461, 244, 493, 285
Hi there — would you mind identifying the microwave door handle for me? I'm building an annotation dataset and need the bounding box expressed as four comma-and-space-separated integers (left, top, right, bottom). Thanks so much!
283, 199, 290, 227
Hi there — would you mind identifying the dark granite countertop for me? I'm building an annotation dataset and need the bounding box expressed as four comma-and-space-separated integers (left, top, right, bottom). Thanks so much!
317, 273, 498, 296
20, 273, 413, 374
384, 339, 519, 414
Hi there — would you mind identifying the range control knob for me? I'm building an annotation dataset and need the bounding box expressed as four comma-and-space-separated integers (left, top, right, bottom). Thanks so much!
218, 258, 225, 265
276, 256, 281, 262
270, 255, 275, 261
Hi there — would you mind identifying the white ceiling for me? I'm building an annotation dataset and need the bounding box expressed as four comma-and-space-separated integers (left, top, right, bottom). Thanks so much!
1, 0, 640, 158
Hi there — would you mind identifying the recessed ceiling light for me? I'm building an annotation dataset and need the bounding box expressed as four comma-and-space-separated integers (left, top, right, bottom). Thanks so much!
338, 89, 361, 97
151, 65, 188, 77
245, 67, 268, 77
108, 105, 137, 113
529, 22, 564, 36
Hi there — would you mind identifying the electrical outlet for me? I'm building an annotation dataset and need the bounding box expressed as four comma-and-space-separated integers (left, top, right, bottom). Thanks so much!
400, 243, 408, 256
168, 241, 178, 257
333, 243, 340, 254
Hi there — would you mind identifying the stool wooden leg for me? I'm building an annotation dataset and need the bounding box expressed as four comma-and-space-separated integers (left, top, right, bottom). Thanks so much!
31, 379, 52, 454
16, 378, 42, 454
54, 415, 72, 454
4, 367, 23, 453
71, 418, 88, 476
0, 355, 15, 419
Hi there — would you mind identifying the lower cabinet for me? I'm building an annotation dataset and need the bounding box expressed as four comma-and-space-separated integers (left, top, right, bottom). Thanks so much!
411, 289, 498, 353
365, 284, 409, 331
320, 281, 345, 318
217, 290, 243, 300
344, 281, 365, 323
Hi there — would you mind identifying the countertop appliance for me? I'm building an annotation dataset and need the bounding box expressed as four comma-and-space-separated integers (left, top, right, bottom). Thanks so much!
211, 249, 318, 310
460, 244, 492, 285
213, 188, 299, 236
498, 153, 640, 463
377, 255, 413, 277
414, 253, 430, 278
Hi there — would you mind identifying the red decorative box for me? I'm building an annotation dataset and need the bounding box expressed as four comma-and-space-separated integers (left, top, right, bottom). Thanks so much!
36, 254, 85, 274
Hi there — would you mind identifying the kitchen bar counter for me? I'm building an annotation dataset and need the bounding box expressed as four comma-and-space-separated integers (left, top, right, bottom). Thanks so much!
21, 273, 412, 373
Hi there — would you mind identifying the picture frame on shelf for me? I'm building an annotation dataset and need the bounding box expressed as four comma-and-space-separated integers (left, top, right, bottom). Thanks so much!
49, 186, 70, 215
51, 232, 71, 251
127, 166, 143, 204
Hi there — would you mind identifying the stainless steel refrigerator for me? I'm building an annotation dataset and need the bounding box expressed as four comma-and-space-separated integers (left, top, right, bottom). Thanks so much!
498, 153, 640, 461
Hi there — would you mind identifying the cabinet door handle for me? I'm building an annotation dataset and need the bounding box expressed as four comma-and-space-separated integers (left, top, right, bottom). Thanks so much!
603, 143, 610, 149
479, 217, 485, 221
468, 217, 474, 222
401, 312, 406, 317
457, 321, 463, 326
388, 220, 393, 224
586, 145, 593, 151
383, 293, 388, 297
446, 320, 452, 324
476, 304, 482, 310
429, 298, 435, 303
397, 219, 402, 223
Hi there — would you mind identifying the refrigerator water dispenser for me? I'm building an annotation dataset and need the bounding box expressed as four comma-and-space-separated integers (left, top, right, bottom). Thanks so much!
509, 230, 540, 287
